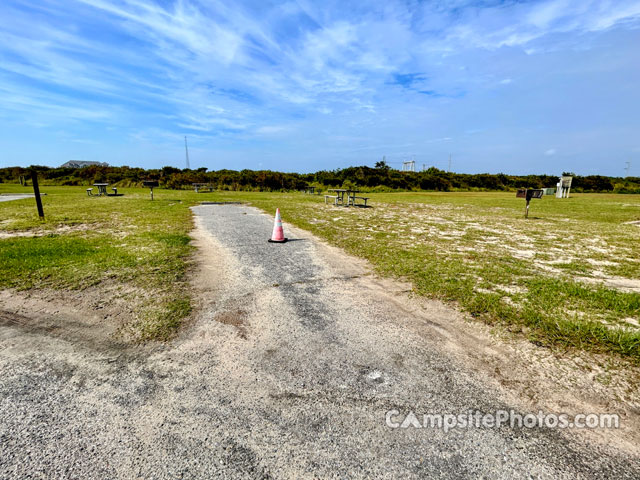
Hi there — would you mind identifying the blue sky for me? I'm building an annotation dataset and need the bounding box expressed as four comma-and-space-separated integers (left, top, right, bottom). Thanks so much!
1, 0, 639, 175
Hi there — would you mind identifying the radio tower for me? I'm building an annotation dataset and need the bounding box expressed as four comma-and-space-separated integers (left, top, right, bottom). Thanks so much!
184, 136, 190, 170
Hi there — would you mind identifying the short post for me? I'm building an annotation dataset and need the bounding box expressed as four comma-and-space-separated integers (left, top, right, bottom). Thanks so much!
143, 180, 159, 200
516, 188, 543, 219
30, 170, 45, 220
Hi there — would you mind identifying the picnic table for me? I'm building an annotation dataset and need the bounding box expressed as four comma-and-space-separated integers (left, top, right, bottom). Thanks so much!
192, 183, 214, 193
93, 183, 109, 196
325, 189, 370, 207
87, 183, 121, 196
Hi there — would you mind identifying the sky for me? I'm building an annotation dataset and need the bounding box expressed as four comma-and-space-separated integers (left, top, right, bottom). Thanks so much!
0, 0, 639, 175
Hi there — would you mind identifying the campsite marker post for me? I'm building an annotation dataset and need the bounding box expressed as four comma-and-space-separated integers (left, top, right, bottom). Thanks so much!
516, 188, 544, 218
30, 170, 45, 220
143, 180, 159, 201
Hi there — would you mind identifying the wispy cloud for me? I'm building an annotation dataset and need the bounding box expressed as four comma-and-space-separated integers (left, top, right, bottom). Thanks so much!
0, 0, 639, 173
437, 0, 640, 51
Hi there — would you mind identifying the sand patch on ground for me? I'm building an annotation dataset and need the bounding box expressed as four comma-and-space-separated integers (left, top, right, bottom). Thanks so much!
0, 223, 94, 239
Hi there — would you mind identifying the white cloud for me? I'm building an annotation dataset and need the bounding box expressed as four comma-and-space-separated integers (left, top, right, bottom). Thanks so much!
439, 0, 640, 51
255, 125, 291, 135
1, 0, 640, 172
545, 149, 557, 156
527, 0, 572, 29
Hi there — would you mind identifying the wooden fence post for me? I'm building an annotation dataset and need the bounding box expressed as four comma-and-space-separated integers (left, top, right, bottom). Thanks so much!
30, 170, 45, 220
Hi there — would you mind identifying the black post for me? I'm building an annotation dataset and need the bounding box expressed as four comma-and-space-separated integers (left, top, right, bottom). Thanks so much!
30, 170, 45, 220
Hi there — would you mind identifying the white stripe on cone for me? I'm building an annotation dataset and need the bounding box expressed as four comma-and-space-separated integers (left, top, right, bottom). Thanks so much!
270, 208, 286, 242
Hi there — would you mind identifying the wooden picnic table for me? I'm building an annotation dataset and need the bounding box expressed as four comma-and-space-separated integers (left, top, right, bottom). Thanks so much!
326, 189, 369, 207
192, 183, 214, 193
93, 183, 109, 196
346, 189, 360, 206
327, 188, 348, 205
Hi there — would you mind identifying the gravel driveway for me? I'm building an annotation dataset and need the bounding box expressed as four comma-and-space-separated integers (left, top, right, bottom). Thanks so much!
0, 194, 37, 202
1, 204, 638, 478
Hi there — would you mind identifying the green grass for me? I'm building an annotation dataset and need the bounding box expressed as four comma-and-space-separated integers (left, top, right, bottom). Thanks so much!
0, 185, 201, 341
2, 185, 640, 357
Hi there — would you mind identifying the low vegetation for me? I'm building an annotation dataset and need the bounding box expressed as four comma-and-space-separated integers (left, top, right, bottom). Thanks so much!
2, 164, 639, 193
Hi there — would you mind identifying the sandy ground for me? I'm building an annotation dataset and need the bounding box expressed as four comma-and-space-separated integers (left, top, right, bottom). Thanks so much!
0, 193, 37, 202
0, 204, 639, 479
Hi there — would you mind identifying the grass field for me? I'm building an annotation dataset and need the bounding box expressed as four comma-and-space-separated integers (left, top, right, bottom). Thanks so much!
1, 184, 639, 358
0, 185, 196, 340
245, 191, 640, 359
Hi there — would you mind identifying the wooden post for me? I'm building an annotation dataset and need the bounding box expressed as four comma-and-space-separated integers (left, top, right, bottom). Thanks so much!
30, 170, 45, 220
525, 199, 530, 218
143, 181, 158, 200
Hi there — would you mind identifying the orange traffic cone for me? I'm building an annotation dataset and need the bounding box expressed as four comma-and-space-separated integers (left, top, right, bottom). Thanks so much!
268, 208, 288, 243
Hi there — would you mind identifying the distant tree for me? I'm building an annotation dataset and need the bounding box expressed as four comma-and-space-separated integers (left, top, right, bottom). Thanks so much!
161, 166, 181, 176
375, 160, 390, 171
0, 164, 638, 193
576, 175, 614, 192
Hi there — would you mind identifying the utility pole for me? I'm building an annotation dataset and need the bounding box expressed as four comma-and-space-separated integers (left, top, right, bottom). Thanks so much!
184, 136, 190, 170
625, 161, 631, 177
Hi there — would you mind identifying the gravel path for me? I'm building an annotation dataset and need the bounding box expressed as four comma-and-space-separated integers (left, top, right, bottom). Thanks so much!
1, 204, 638, 479
0, 194, 37, 202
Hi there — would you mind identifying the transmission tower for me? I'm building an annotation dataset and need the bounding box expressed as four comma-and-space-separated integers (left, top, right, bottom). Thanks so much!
184, 136, 190, 170
402, 160, 415, 172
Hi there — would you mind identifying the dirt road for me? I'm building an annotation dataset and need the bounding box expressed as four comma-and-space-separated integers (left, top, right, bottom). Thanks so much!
1, 204, 638, 478
0, 193, 37, 202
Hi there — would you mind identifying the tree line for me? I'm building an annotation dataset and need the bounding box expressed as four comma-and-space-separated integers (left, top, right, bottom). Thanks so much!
1, 163, 639, 193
